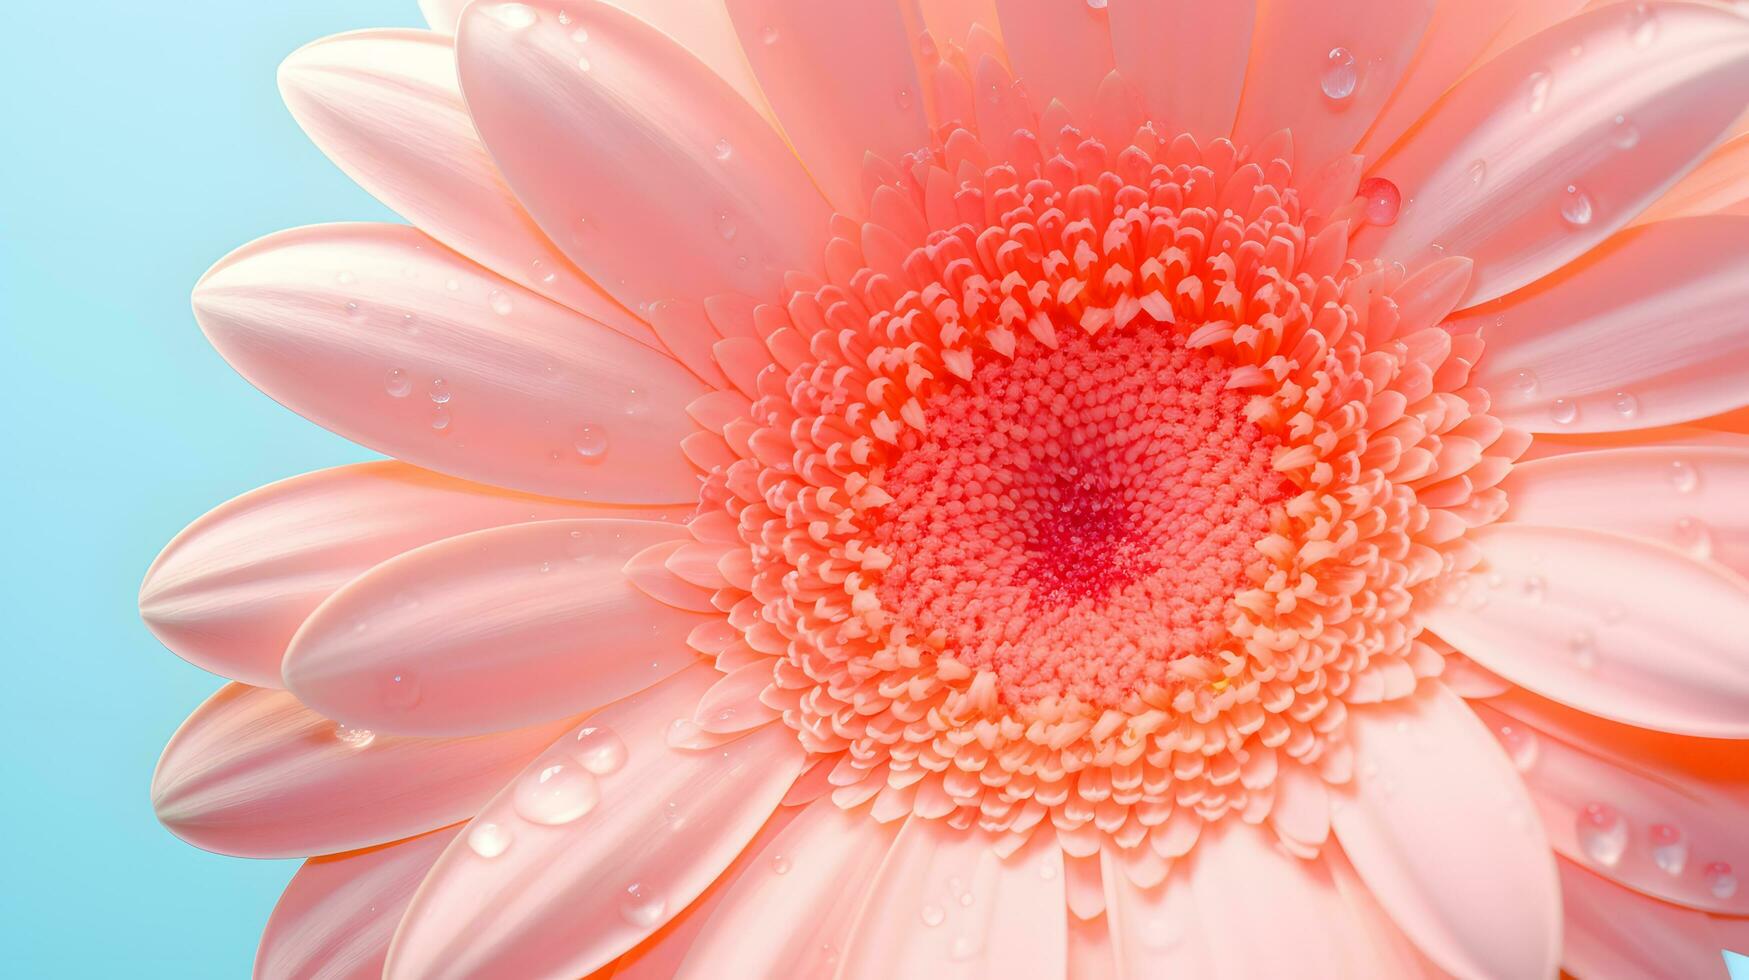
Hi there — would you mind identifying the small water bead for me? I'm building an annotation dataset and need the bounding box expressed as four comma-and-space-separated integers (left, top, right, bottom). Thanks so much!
713, 139, 733, 161
1707, 862, 1739, 899
1628, 3, 1659, 47
574, 424, 608, 461
1466, 159, 1487, 188
488, 289, 514, 316
760, 25, 779, 44
1495, 723, 1538, 772
717, 212, 737, 241
1612, 391, 1638, 418
950, 936, 982, 961
1559, 185, 1594, 226
385, 368, 412, 398
1649, 824, 1688, 875
570, 27, 588, 44
620, 883, 667, 927
467, 821, 512, 858
1673, 517, 1713, 560
1321, 47, 1358, 101
1577, 803, 1629, 867
1611, 115, 1641, 150
427, 378, 451, 404
770, 854, 791, 875
334, 723, 376, 749
1668, 460, 1698, 494
444, 277, 461, 292
430, 407, 451, 431
1510, 369, 1539, 395
665, 716, 705, 747
1527, 71, 1552, 113
895, 88, 914, 111
538, 561, 552, 573
576, 55, 591, 71
573, 725, 628, 774
920, 904, 946, 927
382, 671, 422, 710
1568, 629, 1597, 669
663, 800, 686, 828
344, 300, 363, 319
1521, 574, 1547, 603
1550, 398, 1579, 425
1357, 177, 1401, 226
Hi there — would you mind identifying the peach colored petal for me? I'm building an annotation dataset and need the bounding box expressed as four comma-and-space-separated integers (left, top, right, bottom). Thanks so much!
1066, 911, 1118, 979
193, 223, 707, 502
455, 1, 832, 316
382, 665, 806, 980
675, 800, 899, 978
1356, 0, 1522, 159
1502, 446, 1749, 578
278, 29, 652, 347
1330, 683, 1560, 980
991, 0, 1114, 122
283, 518, 708, 737
139, 462, 674, 689
1472, 700, 1748, 914
904, 0, 1002, 52
1476, 0, 1588, 63
151, 684, 569, 859
834, 817, 1067, 979
1461, 217, 1749, 433
1354, 2, 1749, 305
416, 0, 468, 33
1427, 524, 1749, 738
1558, 859, 1736, 980
255, 826, 458, 980
1107, 0, 1254, 145
1234, 0, 1434, 177
1635, 133, 1749, 224
724, 0, 930, 217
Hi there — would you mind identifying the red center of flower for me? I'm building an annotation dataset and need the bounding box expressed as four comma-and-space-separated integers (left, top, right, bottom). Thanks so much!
873, 323, 1287, 707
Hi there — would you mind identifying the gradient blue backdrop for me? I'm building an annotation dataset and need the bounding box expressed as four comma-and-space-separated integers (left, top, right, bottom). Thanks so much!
1, 2, 414, 975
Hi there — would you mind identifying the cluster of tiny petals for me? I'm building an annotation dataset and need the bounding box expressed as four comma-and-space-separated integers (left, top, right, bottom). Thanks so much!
639, 47, 1527, 861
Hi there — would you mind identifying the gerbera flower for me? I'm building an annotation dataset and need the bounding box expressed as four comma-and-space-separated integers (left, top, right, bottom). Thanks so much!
141, 0, 1749, 976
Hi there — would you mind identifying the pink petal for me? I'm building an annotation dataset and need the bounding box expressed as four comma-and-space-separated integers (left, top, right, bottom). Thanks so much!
1426, 524, 1749, 738
1472, 699, 1749, 914
1066, 911, 1118, 978
1636, 133, 1749, 224
193, 223, 706, 502
1558, 859, 1734, 980
834, 818, 1067, 979
1234, 0, 1434, 177
284, 518, 710, 737
255, 826, 458, 980
724, 0, 930, 216
151, 684, 568, 859
1107, 0, 1254, 145
675, 800, 899, 978
382, 665, 806, 980
1329, 683, 1560, 979
1461, 217, 1749, 433
456, 1, 832, 316
1353, 2, 1749, 305
1502, 445, 1749, 578
991, 0, 1114, 122
1356, 0, 1522, 160
139, 462, 667, 689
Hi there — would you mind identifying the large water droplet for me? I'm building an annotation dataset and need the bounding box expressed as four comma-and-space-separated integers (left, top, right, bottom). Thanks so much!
493, 4, 537, 29
1510, 369, 1539, 395
334, 723, 376, 749
1559, 185, 1594, 226
382, 671, 422, 710
1707, 862, 1739, 899
920, 904, 946, 927
574, 424, 608, 461
385, 368, 412, 398
467, 821, 512, 858
1550, 398, 1579, 425
488, 289, 514, 316
573, 725, 628, 774
430, 406, 451, 431
1495, 722, 1538, 771
620, 883, 667, 927
1649, 824, 1688, 875
1668, 460, 1698, 493
1357, 177, 1401, 226
1321, 47, 1358, 101
427, 378, 451, 404
1527, 71, 1552, 113
713, 139, 733, 161
513, 761, 600, 825
1576, 803, 1629, 866
1612, 390, 1638, 418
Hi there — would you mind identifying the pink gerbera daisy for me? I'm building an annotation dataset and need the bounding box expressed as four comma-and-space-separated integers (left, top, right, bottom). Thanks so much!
142, 0, 1749, 976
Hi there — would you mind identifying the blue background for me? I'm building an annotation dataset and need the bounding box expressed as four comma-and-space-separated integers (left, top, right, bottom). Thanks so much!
1, 1, 410, 975
3, 2, 1748, 978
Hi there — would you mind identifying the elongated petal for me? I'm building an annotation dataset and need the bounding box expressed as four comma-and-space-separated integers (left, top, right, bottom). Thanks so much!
280, 30, 650, 346
255, 827, 458, 980
1356, 0, 1522, 159
1472, 701, 1748, 914
1463, 216, 1749, 432
835, 817, 1066, 980
1637, 133, 1749, 223
152, 684, 568, 859
1559, 859, 1737, 980
193, 224, 706, 502
284, 519, 710, 737
675, 800, 898, 978
457, 0, 832, 316
1502, 446, 1749, 577
139, 462, 669, 688
1427, 524, 1749, 738
1234, 0, 1434, 175
1354, 2, 1749, 305
992, 0, 1113, 122
725, 1, 929, 216
383, 665, 806, 980
1107, 0, 1253, 145
1330, 683, 1560, 980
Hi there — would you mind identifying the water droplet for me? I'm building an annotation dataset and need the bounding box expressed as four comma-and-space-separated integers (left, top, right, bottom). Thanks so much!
1086, 0, 1108, 9
1496, 723, 1538, 771
1510, 369, 1539, 395
895, 88, 914, 111
334, 723, 376, 748
344, 300, 363, 319
575, 424, 608, 461
576, 55, 591, 71
760, 25, 779, 44
513, 761, 600, 825
427, 378, 451, 404
1706, 862, 1739, 899
1550, 397, 1579, 425
920, 904, 946, 927
493, 3, 536, 29
663, 800, 685, 829
1611, 114, 1641, 150
1612, 390, 1638, 418
1466, 159, 1487, 188
770, 854, 791, 875
557, 9, 571, 25
1522, 575, 1546, 603
444, 277, 461, 292
430, 406, 451, 431
1576, 803, 1629, 867
1321, 47, 1358, 101
382, 671, 422, 710
951, 935, 981, 960
1526, 70, 1552, 113
538, 561, 551, 573
1649, 824, 1688, 875
620, 883, 667, 927
571, 27, 589, 44
573, 725, 628, 774
1559, 184, 1594, 226
717, 212, 737, 241
467, 821, 511, 857
1668, 460, 1698, 493
1673, 517, 1713, 560
488, 289, 513, 316
665, 717, 704, 747
713, 139, 733, 161
1628, 3, 1659, 47
385, 368, 412, 398
1569, 629, 1597, 669
1358, 177, 1401, 226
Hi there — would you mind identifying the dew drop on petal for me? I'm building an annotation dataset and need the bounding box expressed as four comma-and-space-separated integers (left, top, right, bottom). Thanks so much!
493, 3, 536, 29
573, 725, 628, 774
920, 904, 946, 927
576, 55, 591, 71
1576, 803, 1628, 867
717, 212, 737, 241
1673, 517, 1713, 560
1549, 398, 1578, 425
620, 883, 667, 927
575, 423, 608, 461
1466, 159, 1487, 188
1521, 574, 1546, 603
1611, 115, 1641, 150
427, 378, 451, 404
951, 935, 981, 961
1559, 185, 1594, 226
1612, 390, 1638, 418
1628, 3, 1659, 47
488, 289, 514, 316
761, 25, 779, 44
430, 406, 451, 431
1357, 177, 1400, 226
1495, 723, 1538, 772
770, 854, 791, 875
1086, 0, 1108, 9
334, 723, 376, 749
571, 27, 589, 44
1706, 862, 1739, 899
1527, 71, 1552, 114
1668, 460, 1698, 494
1510, 369, 1538, 395
1568, 629, 1597, 669
385, 368, 412, 398
895, 88, 914, 111
714, 139, 733, 161
344, 301, 363, 319
1320, 47, 1358, 101
514, 761, 600, 825
467, 821, 511, 858
1649, 824, 1688, 875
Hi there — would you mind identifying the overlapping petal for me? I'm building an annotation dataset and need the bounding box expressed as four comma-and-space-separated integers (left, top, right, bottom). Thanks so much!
1107, 0, 1254, 146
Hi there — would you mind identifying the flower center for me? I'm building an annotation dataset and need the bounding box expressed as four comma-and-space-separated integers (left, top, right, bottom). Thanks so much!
874, 323, 1286, 706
